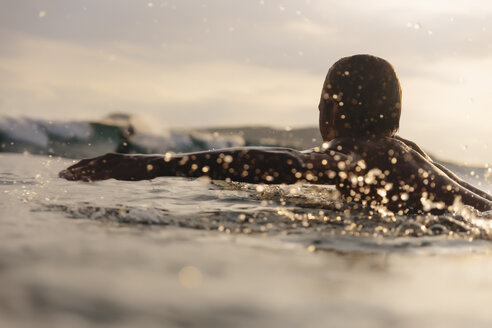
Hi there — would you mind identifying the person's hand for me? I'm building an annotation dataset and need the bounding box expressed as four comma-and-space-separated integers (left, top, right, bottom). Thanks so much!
59, 153, 152, 181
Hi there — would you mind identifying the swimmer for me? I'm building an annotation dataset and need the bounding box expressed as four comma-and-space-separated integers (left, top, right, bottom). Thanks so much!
59, 55, 492, 213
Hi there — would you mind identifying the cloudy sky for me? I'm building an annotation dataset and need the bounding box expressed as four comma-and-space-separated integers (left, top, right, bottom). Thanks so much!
0, 0, 491, 164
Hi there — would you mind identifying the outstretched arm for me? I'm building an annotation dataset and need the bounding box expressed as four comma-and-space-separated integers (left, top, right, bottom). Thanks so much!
59, 147, 354, 184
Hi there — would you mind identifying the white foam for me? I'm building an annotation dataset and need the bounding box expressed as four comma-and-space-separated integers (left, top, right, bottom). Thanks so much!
191, 131, 245, 149
44, 121, 92, 139
0, 116, 93, 148
0, 116, 48, 147
131, 131, 192, 152
131, 130, 245, 153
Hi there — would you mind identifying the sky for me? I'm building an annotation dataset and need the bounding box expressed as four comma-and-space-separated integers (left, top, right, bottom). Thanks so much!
0, 0, 491, 164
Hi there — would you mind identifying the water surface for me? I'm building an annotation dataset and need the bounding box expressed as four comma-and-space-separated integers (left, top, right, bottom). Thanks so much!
1, 153, 492, 327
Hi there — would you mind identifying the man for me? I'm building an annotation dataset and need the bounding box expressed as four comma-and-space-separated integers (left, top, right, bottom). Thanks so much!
59, 55, 492, 213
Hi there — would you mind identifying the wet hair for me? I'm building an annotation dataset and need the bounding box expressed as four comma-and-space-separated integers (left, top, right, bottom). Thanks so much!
321, 54, 402, 138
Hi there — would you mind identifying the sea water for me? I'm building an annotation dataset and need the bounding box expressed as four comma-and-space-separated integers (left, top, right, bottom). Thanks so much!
1, 116, 492, 327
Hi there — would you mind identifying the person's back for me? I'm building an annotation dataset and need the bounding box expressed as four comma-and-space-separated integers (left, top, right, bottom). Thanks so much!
323, 136, 489, 213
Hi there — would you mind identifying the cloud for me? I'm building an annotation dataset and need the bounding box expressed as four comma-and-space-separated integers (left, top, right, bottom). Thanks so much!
0, 0, 491, 162
0, 31, 321, 125
283, 20, 331, 37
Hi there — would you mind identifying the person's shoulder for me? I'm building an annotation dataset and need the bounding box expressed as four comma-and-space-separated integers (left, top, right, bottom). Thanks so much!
323, 137, 357, 150
392, 135, 431, 160
324, 136, 404, 151
323, 137, 421, 167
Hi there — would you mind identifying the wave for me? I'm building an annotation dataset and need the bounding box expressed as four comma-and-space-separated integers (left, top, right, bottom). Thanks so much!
0, 114, 245, 158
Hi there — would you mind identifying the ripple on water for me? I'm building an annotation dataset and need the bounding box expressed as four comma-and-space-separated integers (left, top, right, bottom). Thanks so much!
36, 181, 492, 253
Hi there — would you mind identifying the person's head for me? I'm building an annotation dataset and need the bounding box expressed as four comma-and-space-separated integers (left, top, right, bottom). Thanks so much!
318, 54, 402, 141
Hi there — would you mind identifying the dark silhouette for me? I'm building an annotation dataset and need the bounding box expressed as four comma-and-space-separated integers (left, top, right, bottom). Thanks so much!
59, 55, 492, 213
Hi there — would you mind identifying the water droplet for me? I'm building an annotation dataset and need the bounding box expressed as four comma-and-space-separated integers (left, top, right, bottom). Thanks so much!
178, 266, 203, 289
307, 245, 316, 252
164, 152, 173, 162
223, 155, 233, 163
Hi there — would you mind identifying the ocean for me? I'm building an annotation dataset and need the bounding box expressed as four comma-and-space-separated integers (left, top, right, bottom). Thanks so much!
1, 114, 492, 328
